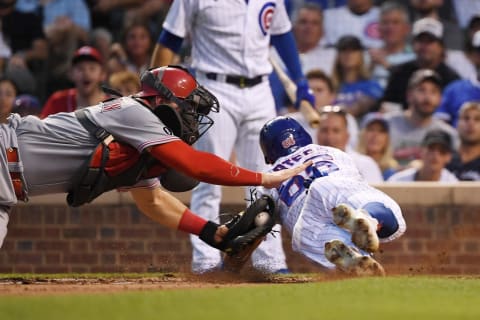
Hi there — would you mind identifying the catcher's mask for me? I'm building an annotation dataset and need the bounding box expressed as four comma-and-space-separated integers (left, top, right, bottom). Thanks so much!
260, 116, 313, 164
137, 65, 220, 145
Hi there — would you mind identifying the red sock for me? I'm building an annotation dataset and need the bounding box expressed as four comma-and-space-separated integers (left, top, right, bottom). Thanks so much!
177, 209, 208, 235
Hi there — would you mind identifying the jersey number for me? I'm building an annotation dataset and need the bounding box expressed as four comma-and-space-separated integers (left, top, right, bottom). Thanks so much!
278, 161, 339, 206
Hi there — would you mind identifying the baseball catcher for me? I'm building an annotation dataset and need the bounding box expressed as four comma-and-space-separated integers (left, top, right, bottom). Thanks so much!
0, 66, 311, 253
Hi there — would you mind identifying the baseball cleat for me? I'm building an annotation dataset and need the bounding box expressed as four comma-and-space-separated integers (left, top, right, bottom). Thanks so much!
324, 240, 385, 276
332, 204, 379, 252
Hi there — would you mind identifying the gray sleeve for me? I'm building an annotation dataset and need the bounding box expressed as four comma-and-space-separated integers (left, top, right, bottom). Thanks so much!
86, 97, 181, 152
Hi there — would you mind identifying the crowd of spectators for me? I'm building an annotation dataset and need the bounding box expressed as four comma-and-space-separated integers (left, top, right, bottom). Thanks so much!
0, 0, 479, 182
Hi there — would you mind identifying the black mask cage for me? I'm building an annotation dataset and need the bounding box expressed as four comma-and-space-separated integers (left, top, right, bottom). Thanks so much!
143, 66, 220, 145
180, 84, 220, 144
185, 84, 220, 115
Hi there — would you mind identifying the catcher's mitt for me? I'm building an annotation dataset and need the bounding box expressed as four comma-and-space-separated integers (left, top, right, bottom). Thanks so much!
221, 195, 277, 273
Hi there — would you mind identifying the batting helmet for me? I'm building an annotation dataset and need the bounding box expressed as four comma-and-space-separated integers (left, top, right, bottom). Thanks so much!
260, 116, 313, 164
137, 66, 220, 144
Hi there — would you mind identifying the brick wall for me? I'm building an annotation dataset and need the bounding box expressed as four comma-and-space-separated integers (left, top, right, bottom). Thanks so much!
1, 184, 480, 275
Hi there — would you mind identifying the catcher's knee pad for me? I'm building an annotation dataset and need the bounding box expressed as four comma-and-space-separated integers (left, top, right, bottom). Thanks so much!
362, 202, 398, 239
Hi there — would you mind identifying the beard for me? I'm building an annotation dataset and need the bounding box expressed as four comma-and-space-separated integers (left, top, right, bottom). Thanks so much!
461, 136, 480, 147
414, 104, 436, 118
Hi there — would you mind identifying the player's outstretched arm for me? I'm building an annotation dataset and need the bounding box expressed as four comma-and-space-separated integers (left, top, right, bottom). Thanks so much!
260, 160, 312, 188
148, 142, 312, 188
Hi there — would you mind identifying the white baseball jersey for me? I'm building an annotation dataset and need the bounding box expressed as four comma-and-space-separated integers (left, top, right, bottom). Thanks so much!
162, 0, 293, 272
162, 0, 291, 77
15, 97, 177, 196
259, 144, 405, 268
323, 6, 382, 49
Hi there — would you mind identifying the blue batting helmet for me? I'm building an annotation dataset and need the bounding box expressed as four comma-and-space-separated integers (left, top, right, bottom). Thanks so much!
260, 116, 313, 164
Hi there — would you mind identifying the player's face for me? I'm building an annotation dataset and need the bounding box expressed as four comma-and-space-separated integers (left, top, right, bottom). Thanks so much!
71, 61, 106, 95
317, 113, 349, 150
0, 80, 16, 119
457, 107, 480, 145
294, 8, 323, 48
407, 81, 441, 118
364, 122, 389, 154
308, 78, 335, 109
421, 143, 451, 173
125, 25, 152, 58
379, 10, 410, 44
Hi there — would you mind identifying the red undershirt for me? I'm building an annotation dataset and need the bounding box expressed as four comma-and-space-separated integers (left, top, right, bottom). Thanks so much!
149, 140, 262, 186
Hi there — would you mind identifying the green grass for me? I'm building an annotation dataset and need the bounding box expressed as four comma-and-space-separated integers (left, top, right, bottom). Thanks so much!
1, 276, 480, 320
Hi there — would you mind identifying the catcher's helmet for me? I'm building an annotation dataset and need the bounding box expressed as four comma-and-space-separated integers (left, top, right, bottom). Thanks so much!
138, 65, 196, 99
260, 116, 312, 164
137, 66, 219, 144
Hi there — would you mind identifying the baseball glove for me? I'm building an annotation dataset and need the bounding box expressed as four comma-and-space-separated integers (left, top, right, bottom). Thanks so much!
221, 195, 277, 273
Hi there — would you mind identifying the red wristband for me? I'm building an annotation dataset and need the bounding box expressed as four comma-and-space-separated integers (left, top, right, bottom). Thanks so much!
177, 209, 208, 235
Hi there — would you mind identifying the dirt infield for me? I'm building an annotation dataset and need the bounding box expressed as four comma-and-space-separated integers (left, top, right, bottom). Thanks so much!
0, 272, 320, 296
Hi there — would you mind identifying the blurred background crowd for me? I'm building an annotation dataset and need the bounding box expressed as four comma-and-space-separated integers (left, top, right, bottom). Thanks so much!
0, 0, 479, 183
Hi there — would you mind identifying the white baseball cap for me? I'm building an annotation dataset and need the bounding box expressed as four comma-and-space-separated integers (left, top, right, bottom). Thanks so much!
412, 17, 443, 40
472, 30, 480, 48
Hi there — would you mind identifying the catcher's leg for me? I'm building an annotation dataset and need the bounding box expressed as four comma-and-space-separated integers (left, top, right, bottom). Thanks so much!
324, 240, 385, 276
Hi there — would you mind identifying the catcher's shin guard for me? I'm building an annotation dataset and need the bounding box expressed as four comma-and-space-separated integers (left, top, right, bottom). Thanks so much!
222, 195, 277, 273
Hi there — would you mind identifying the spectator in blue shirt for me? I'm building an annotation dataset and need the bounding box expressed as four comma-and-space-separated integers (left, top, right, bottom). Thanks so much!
446, 101, 480, 181
436, 32, 480, 127
332, 35, 383, 120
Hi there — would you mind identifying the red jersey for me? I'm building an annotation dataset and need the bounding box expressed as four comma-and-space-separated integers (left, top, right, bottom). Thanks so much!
41, 89, 78, 119
40, 89, 108, 119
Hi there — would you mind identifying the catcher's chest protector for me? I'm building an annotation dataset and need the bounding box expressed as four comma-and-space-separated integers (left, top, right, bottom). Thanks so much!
67, 110, 165, 207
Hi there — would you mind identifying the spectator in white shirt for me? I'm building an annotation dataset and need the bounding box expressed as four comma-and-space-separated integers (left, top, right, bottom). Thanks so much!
316, 104, 384, 183
323, 0, 382, 49
293, 2, 336, 75
445, 16, 480, 82
387, 129, 458, 182
369, 2, 415, 88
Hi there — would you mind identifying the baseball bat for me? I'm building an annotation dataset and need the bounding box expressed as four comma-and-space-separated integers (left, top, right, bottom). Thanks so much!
269, 56, 321, 128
